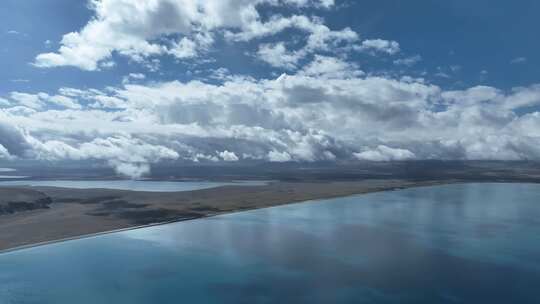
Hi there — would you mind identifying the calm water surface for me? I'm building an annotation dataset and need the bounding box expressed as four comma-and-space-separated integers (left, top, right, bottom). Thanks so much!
1, 183, 540, 303
0, 180, 266, 192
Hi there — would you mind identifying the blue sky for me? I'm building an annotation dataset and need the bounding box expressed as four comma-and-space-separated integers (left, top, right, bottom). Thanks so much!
2, 0, 538, 93
1, 0, 540, 177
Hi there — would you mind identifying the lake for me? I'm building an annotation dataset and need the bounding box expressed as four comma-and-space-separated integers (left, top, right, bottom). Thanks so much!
0, 179, 266, 192
1, 183, 540, 303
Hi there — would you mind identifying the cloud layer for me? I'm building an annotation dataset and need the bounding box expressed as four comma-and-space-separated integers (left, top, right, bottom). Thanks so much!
34, 0, 340, 70
3, 66, 540, 176
3, 0, 540, 178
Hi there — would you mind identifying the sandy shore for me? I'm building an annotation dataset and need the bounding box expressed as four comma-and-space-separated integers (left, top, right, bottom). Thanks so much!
0, 179, 456, 252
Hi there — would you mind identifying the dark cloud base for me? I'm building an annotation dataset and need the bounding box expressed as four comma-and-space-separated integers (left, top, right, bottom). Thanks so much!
3, 160, 540, 183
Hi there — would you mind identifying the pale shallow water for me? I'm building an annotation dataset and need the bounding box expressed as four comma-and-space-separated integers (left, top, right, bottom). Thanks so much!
0, 179, 266, 192
1, 183, 540, 303
0, 168, 26, 179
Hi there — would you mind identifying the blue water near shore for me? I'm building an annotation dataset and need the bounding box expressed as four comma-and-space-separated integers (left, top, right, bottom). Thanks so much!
0, 179, 266, 192
1, 183, 540, 303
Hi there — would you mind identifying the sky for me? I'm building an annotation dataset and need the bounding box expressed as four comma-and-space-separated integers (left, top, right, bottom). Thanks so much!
0, 0, 539, 178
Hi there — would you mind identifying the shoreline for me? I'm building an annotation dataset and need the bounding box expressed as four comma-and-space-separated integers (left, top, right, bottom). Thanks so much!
0, 216, 203, 255
0, 179, 457, 255
1, 179, 539, 255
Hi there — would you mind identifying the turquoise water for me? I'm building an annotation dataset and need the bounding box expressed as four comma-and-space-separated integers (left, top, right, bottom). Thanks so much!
1, 183, 540, 303
0, 180, 266, 192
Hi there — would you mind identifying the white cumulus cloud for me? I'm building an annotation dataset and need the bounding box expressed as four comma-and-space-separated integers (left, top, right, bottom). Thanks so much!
354, 145, 415, 161
34, 0, 344, 71
357, 39, 400, 55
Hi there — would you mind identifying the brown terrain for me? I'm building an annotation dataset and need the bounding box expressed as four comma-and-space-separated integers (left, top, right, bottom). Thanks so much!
0, 179, 449, 251
3, 160, 540, 252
